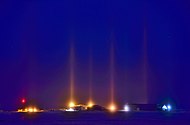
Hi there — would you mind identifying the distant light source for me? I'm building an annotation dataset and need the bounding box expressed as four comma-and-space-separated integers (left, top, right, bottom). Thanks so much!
28, 107, 33, 112
124, 105, 130, 111
69, 102, 75, 108
162, 105, 167, 111
18, 107, 39, 113
66, 108, 75, 112
21, 98, 26, 104
167, 104, 172, 111
162, 104, 172, 112
109, 104, 116, 112
88, 101, 94, 107
33, 108, 37, 112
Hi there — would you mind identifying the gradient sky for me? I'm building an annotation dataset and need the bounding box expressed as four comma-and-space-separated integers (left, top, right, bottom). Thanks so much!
0, 0, 190, 110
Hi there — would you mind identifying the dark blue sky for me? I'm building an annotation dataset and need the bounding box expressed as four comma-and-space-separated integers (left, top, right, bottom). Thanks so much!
0, 0, 190, 110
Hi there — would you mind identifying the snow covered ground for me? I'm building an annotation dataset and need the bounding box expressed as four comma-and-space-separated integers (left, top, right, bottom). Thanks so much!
0, 111, 189, 125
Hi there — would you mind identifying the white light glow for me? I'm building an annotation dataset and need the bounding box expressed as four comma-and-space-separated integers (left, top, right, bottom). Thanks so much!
124, 105, 130, 111
167, 104, 172, 111
66, 108, 75, 112
162, 105, 167, 111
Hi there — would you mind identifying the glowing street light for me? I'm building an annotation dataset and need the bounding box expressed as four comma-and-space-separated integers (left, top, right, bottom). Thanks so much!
167, 104, 172, 111
162, 105, 167, 111
17, 107, 39, 113
124, 105, 130, 112
69, 102, 75, 108
28, 107, 33, 112
162, 104, 172, 111
87, 101, 94, 108
109, 104, 116, 112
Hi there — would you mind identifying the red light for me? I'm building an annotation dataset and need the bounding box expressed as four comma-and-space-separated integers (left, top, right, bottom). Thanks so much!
21, 99, 26, 104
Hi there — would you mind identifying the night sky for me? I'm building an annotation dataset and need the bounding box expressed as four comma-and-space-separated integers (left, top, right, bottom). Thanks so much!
0, 0, 190, 110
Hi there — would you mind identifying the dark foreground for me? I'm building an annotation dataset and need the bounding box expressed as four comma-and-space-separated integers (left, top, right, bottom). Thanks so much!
0, 111, 190, 125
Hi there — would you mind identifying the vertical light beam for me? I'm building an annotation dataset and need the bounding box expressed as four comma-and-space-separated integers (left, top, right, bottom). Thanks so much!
109, 41, 116, 111
110, 42, 114, 104
88, 46, 94, 107
69, 42, 75, 107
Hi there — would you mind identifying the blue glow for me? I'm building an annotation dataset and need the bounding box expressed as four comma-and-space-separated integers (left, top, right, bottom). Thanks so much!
167, 104, 172, 111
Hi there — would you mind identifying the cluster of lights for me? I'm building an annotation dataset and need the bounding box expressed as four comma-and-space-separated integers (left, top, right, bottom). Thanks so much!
162, 104, 172, 111
69, 101, 94, 108
68, 100, 119, 112
66, 101, 118, 112
17, 107, 39, 113
18, 98, 39, 113
18, 98, 174, 113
